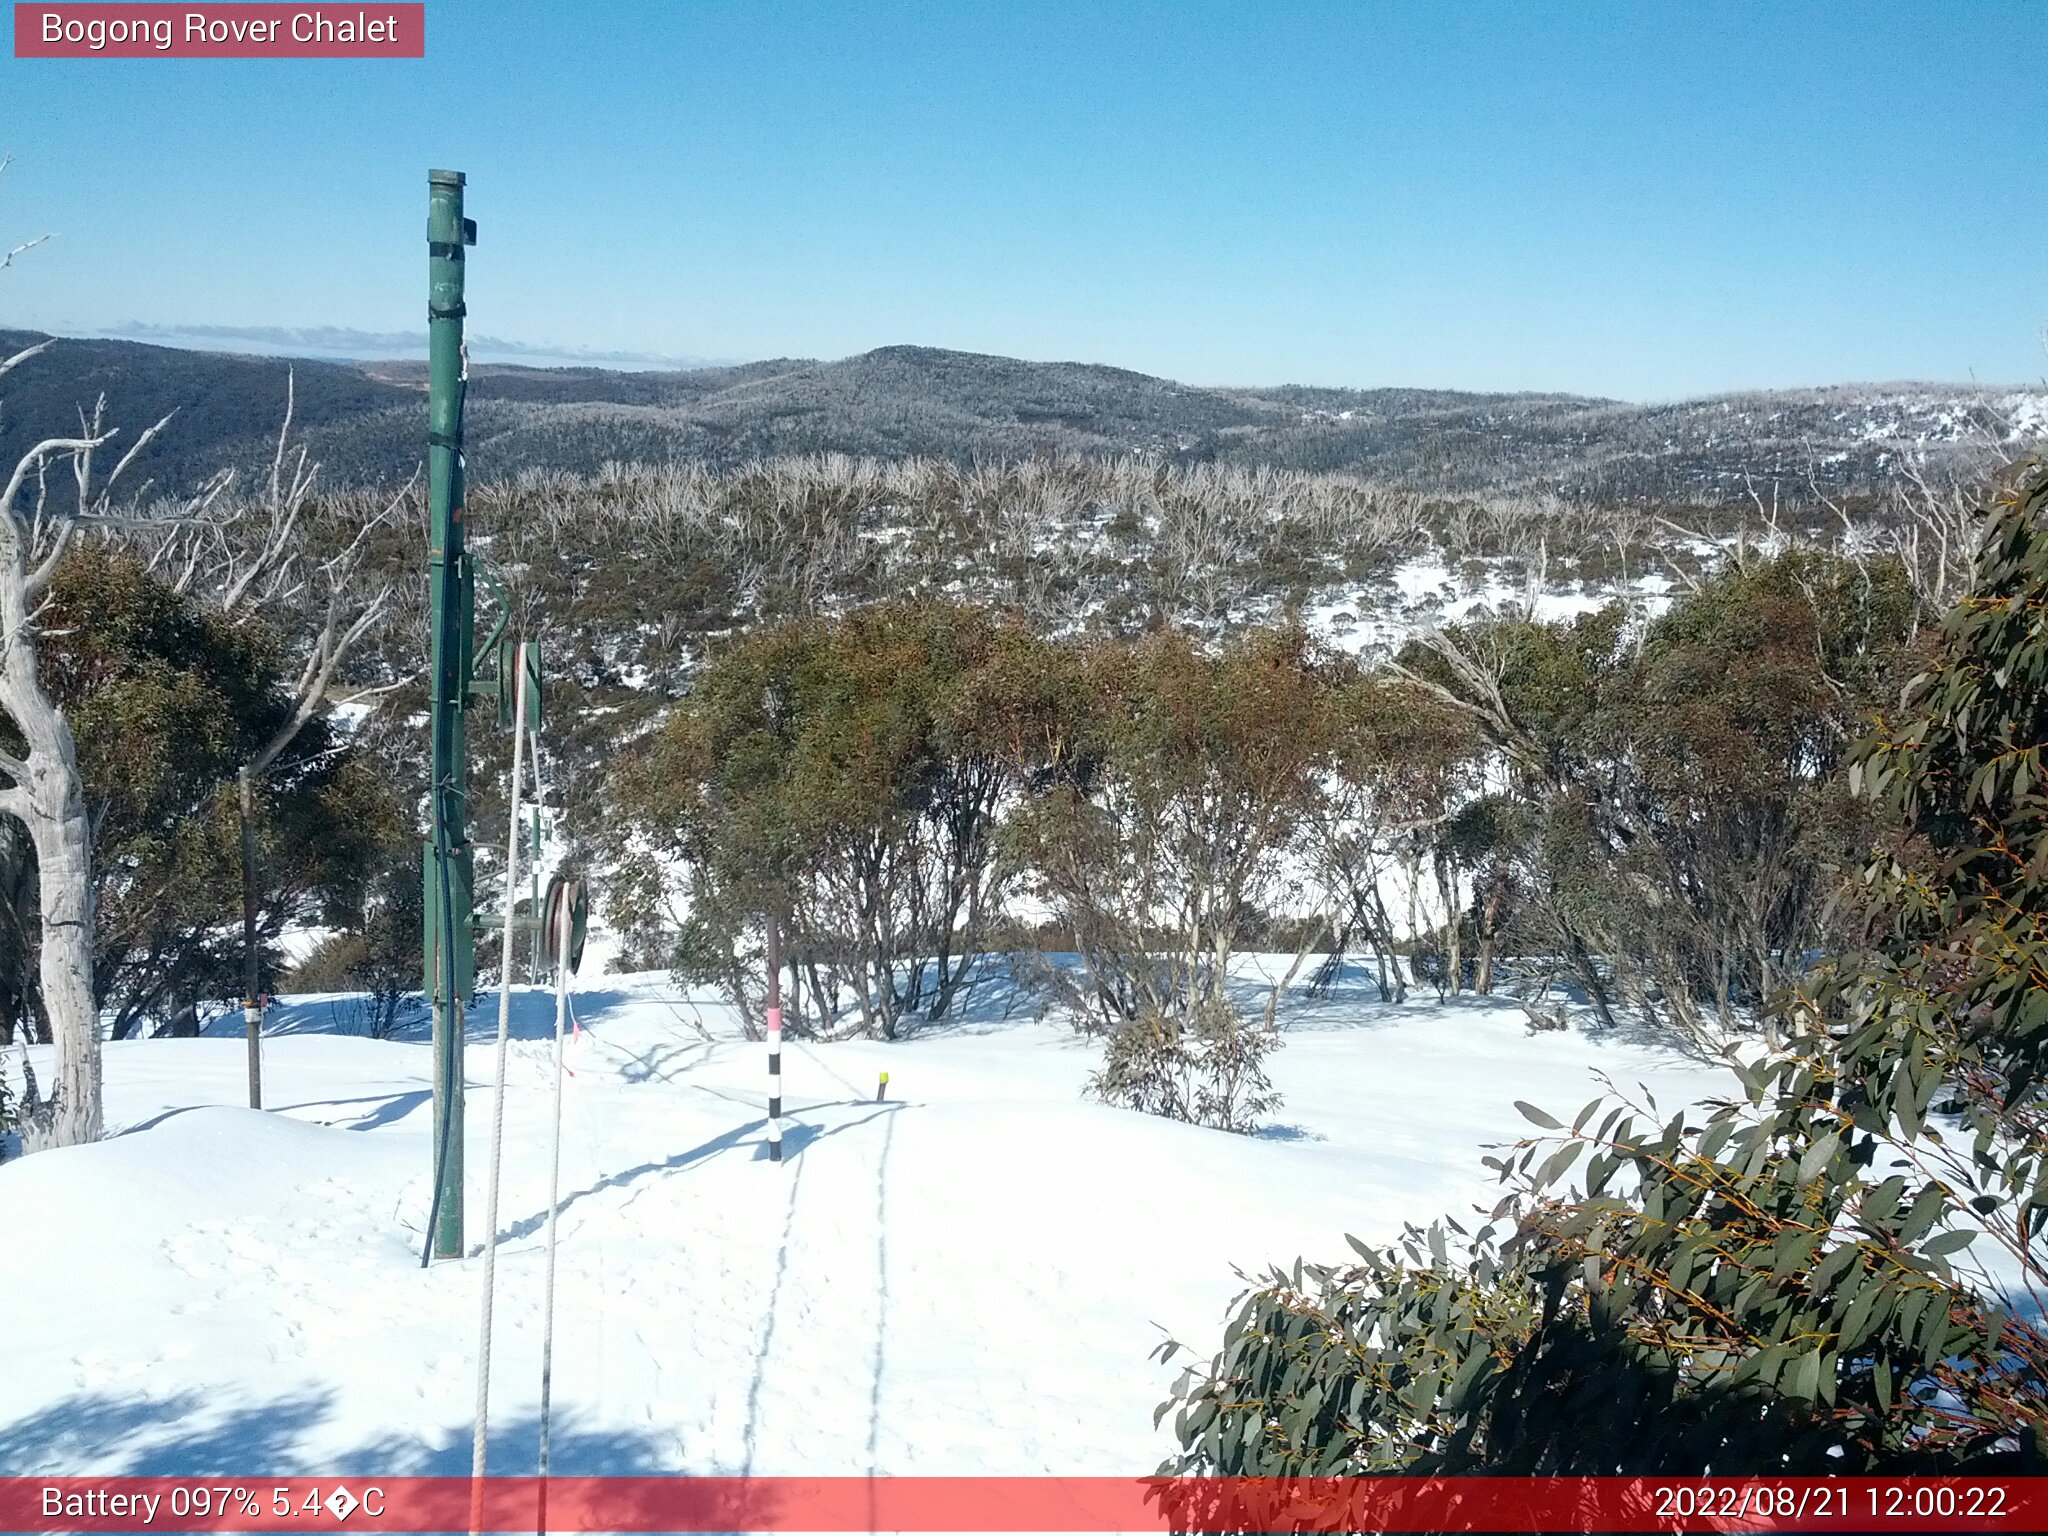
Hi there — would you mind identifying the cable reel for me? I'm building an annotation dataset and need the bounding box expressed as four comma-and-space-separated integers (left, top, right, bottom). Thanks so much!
542, 873, 588, 977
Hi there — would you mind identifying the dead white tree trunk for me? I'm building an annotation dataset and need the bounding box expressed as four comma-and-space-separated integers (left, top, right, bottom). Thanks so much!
0, 613, 98, 1150
0, 341, 178, 1148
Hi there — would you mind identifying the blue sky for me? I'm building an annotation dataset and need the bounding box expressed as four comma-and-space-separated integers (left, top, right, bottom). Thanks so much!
2, 0, 2044, 399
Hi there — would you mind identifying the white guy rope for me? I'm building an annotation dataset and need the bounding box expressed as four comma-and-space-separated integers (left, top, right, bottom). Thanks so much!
469, 656, 530, 1529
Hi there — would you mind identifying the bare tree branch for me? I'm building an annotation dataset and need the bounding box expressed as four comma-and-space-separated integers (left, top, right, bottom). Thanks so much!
2, 434, 113, 521
0, 336, 52, 380
0, 232, 49, 276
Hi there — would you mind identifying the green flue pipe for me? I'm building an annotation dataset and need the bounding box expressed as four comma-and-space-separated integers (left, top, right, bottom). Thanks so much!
424, 169, 476, 1264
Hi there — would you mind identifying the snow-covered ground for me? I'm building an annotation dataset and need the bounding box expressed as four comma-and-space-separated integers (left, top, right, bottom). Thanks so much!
0, 966, 1733, 1478
1301, 554, 1679, 657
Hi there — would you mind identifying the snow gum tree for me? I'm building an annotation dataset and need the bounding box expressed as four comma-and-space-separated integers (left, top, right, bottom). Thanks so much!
1393, 552, 1917, 1048
1004, 625, 1341, 1036
1001, 626, 1355, 1133
613, 598, 1053, 1037
1303, 669, 1483, 1004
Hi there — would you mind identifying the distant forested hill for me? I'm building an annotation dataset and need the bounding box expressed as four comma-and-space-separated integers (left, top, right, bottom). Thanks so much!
0, 329, 420, 495
3, 330, 2038, 506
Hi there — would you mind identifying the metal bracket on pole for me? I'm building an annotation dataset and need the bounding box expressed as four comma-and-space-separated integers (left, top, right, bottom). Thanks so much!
468, 559, 512, 719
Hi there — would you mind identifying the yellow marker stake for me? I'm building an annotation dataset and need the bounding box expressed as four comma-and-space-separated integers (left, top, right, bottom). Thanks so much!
877, 1071, 890, 1103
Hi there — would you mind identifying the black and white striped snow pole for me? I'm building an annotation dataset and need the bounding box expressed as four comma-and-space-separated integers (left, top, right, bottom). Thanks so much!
766, 912, 783, 1162
537, 870, 582, 1518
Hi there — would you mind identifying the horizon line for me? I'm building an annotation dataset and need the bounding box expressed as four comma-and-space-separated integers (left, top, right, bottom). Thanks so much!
6, 320, 2044, 407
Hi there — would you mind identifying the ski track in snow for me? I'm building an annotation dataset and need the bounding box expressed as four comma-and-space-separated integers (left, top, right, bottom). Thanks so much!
1, 968, 1734, 1477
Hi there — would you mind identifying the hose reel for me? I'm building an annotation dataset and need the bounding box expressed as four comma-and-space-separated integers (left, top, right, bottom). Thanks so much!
542, 873, 588, 976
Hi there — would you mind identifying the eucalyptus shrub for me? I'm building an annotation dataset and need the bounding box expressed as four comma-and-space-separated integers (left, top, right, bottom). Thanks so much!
1157, 1076, 2039, 1483
1089, 997, 1279, 1134
1828, 463, 2048, 1298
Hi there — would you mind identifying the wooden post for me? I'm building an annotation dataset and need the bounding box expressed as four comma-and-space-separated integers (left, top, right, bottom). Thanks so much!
238, 765, 262, 1110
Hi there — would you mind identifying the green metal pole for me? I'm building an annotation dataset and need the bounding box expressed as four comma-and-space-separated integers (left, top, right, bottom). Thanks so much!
425, 169, 476, 1263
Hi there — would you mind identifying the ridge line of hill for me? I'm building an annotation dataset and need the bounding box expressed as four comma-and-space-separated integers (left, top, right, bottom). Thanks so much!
2, 329, 2039, 505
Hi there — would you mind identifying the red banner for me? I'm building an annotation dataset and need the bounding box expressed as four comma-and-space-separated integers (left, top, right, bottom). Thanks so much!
2, 1475, 2045, 1532
12, 4, 424, 58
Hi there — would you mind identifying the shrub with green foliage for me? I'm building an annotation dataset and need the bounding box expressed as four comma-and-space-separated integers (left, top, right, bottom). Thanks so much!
1089, 997, 1279, 1134
1157, 1073, 2039, 1484
1812, 462, 2048, 1375
285, 867, 427, 1038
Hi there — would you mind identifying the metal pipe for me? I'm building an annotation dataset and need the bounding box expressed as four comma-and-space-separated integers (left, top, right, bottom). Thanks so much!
238, 765, 262, 1109
424, 167, 475, 1263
